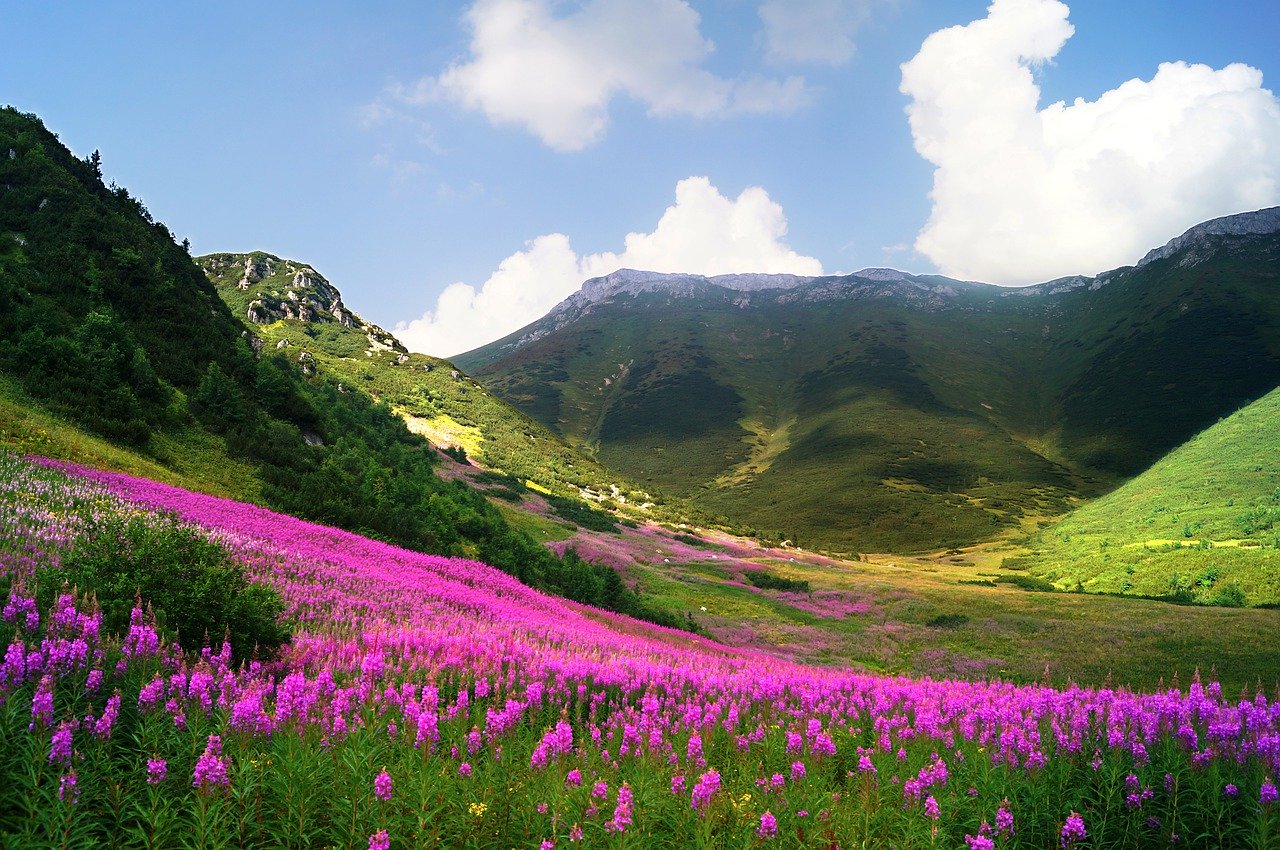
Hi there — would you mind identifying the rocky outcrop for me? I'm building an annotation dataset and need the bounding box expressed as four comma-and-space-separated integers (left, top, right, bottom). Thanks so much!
1137, 207, 1280, 268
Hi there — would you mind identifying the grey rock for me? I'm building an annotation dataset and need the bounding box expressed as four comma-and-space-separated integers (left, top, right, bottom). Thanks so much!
1137, 207, 1280, 268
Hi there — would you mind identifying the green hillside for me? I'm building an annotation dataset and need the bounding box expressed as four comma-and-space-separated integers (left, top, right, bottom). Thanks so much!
460, 225, 1280, 554
0, 107, 686, 629
196, 251, 703, 527
1020, 386, 1280, 605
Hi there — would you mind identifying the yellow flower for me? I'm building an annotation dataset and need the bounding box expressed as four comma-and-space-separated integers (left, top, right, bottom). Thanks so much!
469, 802, 489, 818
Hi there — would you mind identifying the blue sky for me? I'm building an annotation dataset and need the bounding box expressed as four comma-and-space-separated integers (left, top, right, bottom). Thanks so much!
4, 1, 1278, 355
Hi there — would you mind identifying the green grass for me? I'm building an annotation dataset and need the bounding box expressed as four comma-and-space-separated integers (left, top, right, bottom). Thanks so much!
1026, 386, 1280, 604
0, 374, 260, 502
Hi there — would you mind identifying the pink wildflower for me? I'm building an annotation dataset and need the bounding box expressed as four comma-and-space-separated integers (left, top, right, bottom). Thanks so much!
374, 768, 393, 801
757, 810, 778, 839
368, 829, 389, 850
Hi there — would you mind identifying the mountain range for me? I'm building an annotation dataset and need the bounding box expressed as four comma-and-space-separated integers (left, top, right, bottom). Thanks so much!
458, 209, 1280, 553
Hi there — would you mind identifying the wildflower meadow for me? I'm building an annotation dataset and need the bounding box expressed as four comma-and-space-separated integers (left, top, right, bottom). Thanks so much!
2, 453, 1279, 848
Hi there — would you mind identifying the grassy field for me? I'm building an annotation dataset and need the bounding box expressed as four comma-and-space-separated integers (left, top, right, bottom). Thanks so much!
0, 375, 261, 502
1023, 386, 1280, 605
518, 504, 1280, 695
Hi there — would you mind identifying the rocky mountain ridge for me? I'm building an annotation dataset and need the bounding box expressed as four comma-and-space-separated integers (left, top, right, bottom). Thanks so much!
468, 206, 1280, 364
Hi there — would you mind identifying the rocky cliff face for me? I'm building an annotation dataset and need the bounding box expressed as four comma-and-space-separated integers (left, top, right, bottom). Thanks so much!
199, 252, 405, 354
1136, 207, 1280, 268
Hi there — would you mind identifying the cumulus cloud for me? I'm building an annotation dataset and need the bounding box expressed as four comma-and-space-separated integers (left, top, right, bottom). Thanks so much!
395, 177, 823, 356
759, 0, 888, 66
419, 0, 807, 150
901, 0, 1280, 284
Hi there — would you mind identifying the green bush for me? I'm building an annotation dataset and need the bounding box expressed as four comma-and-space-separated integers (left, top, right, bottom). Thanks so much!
546, 495, 619, 533
744, 570, 811, 592
42, 514, 291, 662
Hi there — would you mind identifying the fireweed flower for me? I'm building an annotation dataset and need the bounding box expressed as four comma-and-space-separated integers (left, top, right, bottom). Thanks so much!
146, 757, 167, 785
1061, 812, 1087, 847
924, 796, 940, 820
565, 769, 582, 787
49, 721, 73, 765
1224, 783, 1238, 798
58, 772, 79, 804
1262, 782, 1278, 806
368, 830, 389, 850
193, 735, 229, 791
996, 800, 1014, 836
757, 810, 779, 839
606, 784, 633, 833
791, 761, 807, 782
691, 769, 720, 812
965, 835, 995, 850
458, 762, 472, 778
671, 775, 686, 795
374, 768, 393, 801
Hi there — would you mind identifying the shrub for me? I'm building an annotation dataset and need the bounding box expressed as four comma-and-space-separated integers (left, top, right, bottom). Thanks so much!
42, 514, 291, 662
744, 570, 811, 593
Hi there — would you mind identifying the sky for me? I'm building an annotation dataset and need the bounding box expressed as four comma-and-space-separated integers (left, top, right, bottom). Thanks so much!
3, 1, 1279, 356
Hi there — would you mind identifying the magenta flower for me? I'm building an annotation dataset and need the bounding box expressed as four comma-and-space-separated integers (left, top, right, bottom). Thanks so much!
1061, 811, 1087, 847
965, 835, 995, 850
924, 795, 940, 820
58, 772, 79, 804
1224, 783, 1238, 798
1262, 782, 1278, 806
374, 768, 393, 801
49, 721, 73, 765
606, 784, 633, 833
691, 769, 720, 812
458, 762, 472, 778
146, 757, 167, 785
791, 761, 807, 782
368, 829, 389, 850
193, 735, 229, 792
757, 810, 778, 839
569, 824, 583, 843
995, 800, 1014, 836
566, 769, 582, 787
671, 775, 686, 795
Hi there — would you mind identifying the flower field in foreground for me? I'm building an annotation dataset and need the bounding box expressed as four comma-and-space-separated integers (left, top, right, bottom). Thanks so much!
2, 454, 1279, 848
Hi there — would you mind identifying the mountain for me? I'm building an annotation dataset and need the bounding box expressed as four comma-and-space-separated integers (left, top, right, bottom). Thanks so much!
1020, 384, 1280, 605
457, 208, 1280, 553
0, 107, 685, 629
196, 251, 700, 526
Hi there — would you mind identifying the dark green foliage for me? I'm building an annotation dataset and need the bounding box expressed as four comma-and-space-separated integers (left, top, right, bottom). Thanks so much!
671, 532, 717, 548
546, 494, 619, 533
926, 613, 970, 628
41, 514, 290, 661
744, 570, 811, 592
995, 575, 1059, 593
0, 108, 248, 445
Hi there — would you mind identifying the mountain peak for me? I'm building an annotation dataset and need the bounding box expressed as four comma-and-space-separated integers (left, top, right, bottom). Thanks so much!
198, 252, 406, 354
1136, 207, 1280, 268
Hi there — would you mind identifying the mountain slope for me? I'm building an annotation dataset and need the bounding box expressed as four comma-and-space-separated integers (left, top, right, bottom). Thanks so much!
459, 210, 1280, 553
0, 107, 687, 629
197, 252, 699, 525
1021, 385, 1280, 604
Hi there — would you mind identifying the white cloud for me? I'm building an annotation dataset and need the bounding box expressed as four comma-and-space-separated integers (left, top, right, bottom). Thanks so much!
395, 177, 824, 357
901, 0, 1280, 284
759, 0, 888, 66
420, 0, 807, 151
